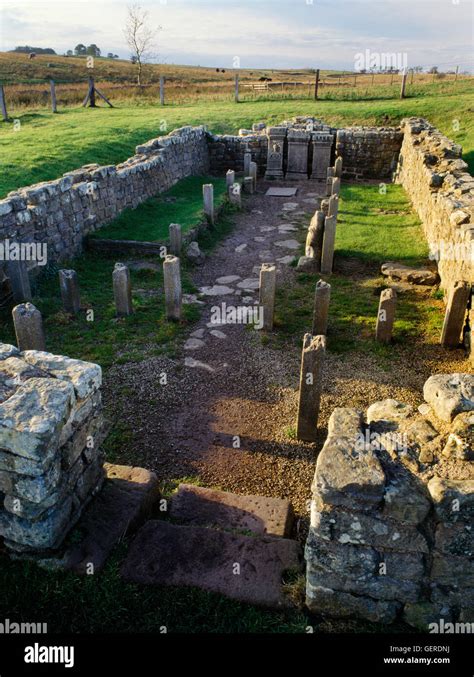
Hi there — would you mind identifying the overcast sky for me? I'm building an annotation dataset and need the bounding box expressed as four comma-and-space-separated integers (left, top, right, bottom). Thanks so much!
1, 0, 473, 71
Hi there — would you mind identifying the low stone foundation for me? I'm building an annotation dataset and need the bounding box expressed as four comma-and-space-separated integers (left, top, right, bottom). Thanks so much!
305, 373, 473, 628
0, 343, 105, 553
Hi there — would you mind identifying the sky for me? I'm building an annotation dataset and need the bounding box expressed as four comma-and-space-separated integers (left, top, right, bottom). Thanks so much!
0, 0, 473, 71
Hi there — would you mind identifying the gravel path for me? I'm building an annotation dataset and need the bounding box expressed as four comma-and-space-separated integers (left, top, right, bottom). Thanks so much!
102, 179, 471, 530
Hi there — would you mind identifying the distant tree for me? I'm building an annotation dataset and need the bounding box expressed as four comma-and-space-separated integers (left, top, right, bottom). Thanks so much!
86, 44, 101, 57
107, 53, 119, 59
74, 44, 86, 56
124, 3, 161, 85
11, 45, 56, 54
66, 50, 73, 57
428, 66, 439, 74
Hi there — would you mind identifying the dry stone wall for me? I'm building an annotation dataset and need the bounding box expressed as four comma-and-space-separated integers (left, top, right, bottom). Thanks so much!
0, 343, 106, 554
335, 127, 403, 180
0, 126, 210, 280
395, 118, 474, 293
305, 373, 473, 628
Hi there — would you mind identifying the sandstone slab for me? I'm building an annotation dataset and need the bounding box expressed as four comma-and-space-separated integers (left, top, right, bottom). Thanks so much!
381, 262, 439, 286
170, 483, 293, 537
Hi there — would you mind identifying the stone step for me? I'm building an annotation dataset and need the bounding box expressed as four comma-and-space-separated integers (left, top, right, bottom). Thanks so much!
170, 483, 294, 538
121, 520, 302, 609
38, 463, 161, 573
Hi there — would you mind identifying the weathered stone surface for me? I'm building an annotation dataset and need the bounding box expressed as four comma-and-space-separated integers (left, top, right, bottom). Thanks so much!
423, 373, 474, 423
431, 552, 474, 587
0, 496, 73, 549
382, 466, 431, 525
310, 505, 429, 553
314, 424, 385, 512
442, 412, 474, 460
327, 408, 363, 438
185, 241, 205, 265
121, 520, 302, 608
0, 378, 74, 460
0, 344, 20, 361
428, 477, 474, 524
434, 522, 473, 559
306, 583, 400, 623
21, 351, 101, 399
403, 601, 453, 630
56, 463, 161, 573
170, 483, 293, 537
367, 399, 413, 431
381, 262, 439, 286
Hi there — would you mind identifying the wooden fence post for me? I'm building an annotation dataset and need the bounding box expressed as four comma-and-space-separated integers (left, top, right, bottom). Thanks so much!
235, 73, 239, 103
314, 69, 320, 100
400, 71, 407, 99
160, 76, 165, 105
50, 79, 57, 113
0, 85, 8, 121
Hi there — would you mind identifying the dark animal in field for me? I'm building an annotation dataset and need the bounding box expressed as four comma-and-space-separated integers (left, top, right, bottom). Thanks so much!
28, 52, 37, 59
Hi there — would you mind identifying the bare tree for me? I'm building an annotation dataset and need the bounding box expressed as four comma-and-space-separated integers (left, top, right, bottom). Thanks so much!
124, 3, 160, 86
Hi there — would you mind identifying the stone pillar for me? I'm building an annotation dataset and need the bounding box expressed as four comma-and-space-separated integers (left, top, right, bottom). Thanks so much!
259, 263, 277, 331
376, 288, 397, 343
331, 177, 341, 196
286, 129, 310, 180
163, 255, 182, 321
229, 183, 242, 208
441, 281, 471, 348
6, 260, 32, 304
312, 280, 331, 335
264, 127, 287, 180
334, 156, 343, 178
328, 194, 339, 219
326, 167, 335, 196
296, 333, 326, 441
311, 132, 334, 180
226, 170, 235, 191
59, 269, 80, 314
12, 302, 46, 351
320, 216, 337, 275
249, 161, 258, 191
203, 184, 214, 226
244, 151, 252, 177
169, 223, 182, 257
112, 263, 133, 317
306, 210, 325, 269
243, 177, 254, 194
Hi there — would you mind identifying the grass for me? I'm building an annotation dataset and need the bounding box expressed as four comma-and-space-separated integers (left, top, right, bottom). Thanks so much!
0, 80, 473, 198
92, 175, 227, 242
273, 184, 444, 355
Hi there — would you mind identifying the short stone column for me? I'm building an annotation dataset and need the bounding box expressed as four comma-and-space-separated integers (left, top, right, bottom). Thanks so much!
12, 302, 46, 351
328, 194, 339, 219
244, 151, 252, 177
203, 184, 214, 226
264, 127, 287, 180
311, 132, 334, 180
243, 177, 254, 194
331, 177, 341, 196
259, 263, 277, 331
441, 281, 471, 348
113, 263, 133, 317
376, 288, 397, 343
163, 255, 182, 321
59, 269, 81, 314
249, 161, 258, 191
306, 210, 325, 269
320, 216, 337, 275
312, 280, 331, 335
286, 129, 310, 180
296, 333, 326, 441
229, 183, 242, 208
6, 260, 32, 304
169, 223, 182, 257
226, 170, 235, 191
334, 156, 343, 178
326, 167, 335, 196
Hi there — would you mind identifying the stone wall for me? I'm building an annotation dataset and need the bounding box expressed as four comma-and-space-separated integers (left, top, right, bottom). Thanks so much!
336, 127, 404, 180
305, 373, 473, 628
0, 343, 106, 554
0, 126, 210, 278
207, 133, 268, 176
395, 118, 474, 292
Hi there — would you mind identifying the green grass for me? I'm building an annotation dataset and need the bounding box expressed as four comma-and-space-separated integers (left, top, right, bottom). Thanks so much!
0, 81, 473, 198
92, 175, 227, 242
273, 184, 443, 355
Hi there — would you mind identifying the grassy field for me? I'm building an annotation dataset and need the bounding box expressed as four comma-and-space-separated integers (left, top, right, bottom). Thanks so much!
0, 81, 473, 199
92, 175, 227, 241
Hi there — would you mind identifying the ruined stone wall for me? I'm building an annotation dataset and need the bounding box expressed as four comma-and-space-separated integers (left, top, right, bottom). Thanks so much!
395, 118, 474, 292
336, 127, 403, 180
0, 126, 210, 276
0, 343, 106, 554
207, 133, 268, 176
305, 373, 473, 628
